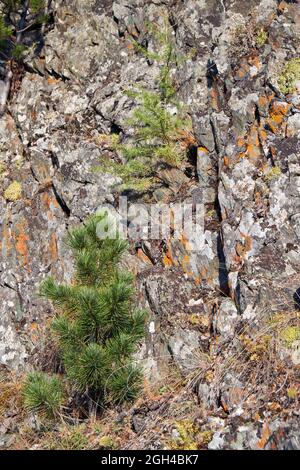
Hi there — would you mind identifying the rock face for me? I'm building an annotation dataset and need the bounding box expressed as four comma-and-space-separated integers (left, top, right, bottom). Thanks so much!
0, 0, 300, 449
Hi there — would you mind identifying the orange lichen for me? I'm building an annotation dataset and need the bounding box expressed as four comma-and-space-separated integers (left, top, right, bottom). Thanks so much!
178, 130, 197, 148
198, 146, 209, 154
278, 1, 288, 13
47, 77, 61, 85
258, 128, 267, 142
49, 233, 58, 262
236, 235, 252, 258
13, 222, 30, 267
163, 251, 173, 267
257, 423, 271, 449
237, 137, 245, 148
137, 248, 152, 265
246, 126, 260, 159
249, 55, 261, 70
266, 101, 291, 134
210, 86, 221, 111
236, 61, 249, 79
181, 254, 192, 276
41, 191, 58, 211
246, 143, 261, 159
223, 156, 230, 167
180, 233, 192, 251
258, 95, 268, 108
1, 223, 13, 254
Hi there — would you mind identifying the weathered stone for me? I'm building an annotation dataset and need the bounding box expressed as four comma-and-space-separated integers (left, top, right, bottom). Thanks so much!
1, 0, 299, 450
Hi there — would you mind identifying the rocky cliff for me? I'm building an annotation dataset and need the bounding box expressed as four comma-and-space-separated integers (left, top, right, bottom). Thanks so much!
0, 0, 300, 450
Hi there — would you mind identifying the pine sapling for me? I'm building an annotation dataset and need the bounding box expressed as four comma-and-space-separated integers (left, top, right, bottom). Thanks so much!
98, 18, 193, 191
39, 213, 146, 406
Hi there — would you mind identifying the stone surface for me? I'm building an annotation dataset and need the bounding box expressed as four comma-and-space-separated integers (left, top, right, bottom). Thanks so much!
0, 0, 299, 450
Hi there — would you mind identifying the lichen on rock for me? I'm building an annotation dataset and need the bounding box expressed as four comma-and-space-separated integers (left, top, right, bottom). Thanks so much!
0, 0, 300, 451
278, 57, 300, 95
3, 181, 22, 202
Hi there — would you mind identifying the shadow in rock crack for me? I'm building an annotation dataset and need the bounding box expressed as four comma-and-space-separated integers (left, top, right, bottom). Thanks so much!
293, 288, 300, 310
216, 232, 230, 296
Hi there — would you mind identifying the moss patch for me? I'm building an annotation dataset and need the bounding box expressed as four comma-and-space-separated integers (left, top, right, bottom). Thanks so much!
278, 58, 300, 94
4, 181, 22, 201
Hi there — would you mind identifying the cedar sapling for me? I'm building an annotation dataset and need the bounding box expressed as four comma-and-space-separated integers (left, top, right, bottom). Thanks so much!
29, 213, 146, 409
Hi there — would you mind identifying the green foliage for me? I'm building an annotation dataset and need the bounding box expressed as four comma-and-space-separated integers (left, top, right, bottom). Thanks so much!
122, 88, 186, 166
0, 0, 47, 61
96, 156, 154, 192
100, 19, 191, 192
0, 16, 13, 41
23, 372, 65, 418
40, 214, 146, 405
11, 42, 27, 59
29, 0, 45, 13
122, 22, 187, 167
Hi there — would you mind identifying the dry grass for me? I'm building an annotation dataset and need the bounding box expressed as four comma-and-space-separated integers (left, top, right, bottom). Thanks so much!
0, 374, 23, 420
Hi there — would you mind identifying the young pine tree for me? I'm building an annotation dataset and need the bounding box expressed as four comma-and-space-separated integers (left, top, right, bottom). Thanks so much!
98, 19, 192, 192
23, 371, 65, 419
39, 213, 146, 405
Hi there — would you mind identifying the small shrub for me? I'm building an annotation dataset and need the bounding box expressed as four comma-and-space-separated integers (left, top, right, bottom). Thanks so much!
23, 371, 65, 418
29, 0, 46, 14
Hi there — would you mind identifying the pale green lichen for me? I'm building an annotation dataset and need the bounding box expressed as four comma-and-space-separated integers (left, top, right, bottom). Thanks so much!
4, 181, 22, 201
255, 29, 268, 47
280, 326, 300, 347
264, 166, 281, 181
99, 436, 114, 449
287, 387, 297, 399
278, 58, 300, 94
172, 420, 198, 450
